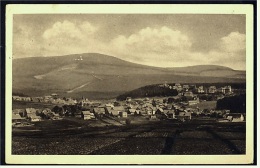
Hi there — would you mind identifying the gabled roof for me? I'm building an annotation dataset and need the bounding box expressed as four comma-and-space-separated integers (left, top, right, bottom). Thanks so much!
93, 107, 105, 113
128, 109, 136, 113
112, 106, 125, 112
157, 108, 164, 112
25, 108, 36, 114
82, 111, 93, 115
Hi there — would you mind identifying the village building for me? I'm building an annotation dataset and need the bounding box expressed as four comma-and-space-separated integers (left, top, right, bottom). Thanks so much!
90, 102, 101, 107
78, 97, 90, 106
65, 98, 77, 105
166, 104, 173, 110
106, 106, 125, 116
183, 85, 189, 92
225, 113, 245, 122
52, 113, 62, 120
175, 83, 182, 91
12, 113, 26, 123
23, 97, 32, 101
12, 109, 26, 117
163, 110, 175, 119
53, 98, 66, 104
82, 111, 95, 120
44, 95, 53, 100
155, 107, 164, 114
128, 108, 140, 115
42, 108, 52, 115
119, 111, 128, 118
188, 98, 200, 106
105, 103, 114, 108
197, 86, 205, 93
27, 113, 42, 122
176, 112, 192, 121
221, 86, 232, 94
31, 97, 41, 102
93, 107, 106, 115
184, 92, 194, 100
126, 97, 132, 102
51, 93, 58, 98
144, 108, 153, 115
25, 108, 37, 115
208, 86, 217, 94
189, 85, 197, 90
12, 96, 22, 101
149, 115, 157, 120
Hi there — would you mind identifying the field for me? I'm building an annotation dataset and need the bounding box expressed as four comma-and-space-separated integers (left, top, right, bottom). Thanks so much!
12, 119, 246, 155
12, 101, 55, 110
189, 101, 217, 109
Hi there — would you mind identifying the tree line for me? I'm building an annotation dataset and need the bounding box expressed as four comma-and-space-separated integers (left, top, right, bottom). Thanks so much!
216, 94, 246, 113
116, 85, 178, 101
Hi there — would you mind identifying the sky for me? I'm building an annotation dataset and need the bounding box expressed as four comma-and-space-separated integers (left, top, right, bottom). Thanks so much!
13, 14, 246, 70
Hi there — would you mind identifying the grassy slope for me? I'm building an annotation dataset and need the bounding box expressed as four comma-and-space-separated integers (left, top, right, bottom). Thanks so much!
13, 53, 246, 99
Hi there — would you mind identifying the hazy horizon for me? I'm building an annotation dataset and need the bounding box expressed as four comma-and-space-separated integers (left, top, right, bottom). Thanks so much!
13, 14, 246, 70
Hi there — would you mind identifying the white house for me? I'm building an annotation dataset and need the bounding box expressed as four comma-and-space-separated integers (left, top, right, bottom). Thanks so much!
226, 113, 245, 122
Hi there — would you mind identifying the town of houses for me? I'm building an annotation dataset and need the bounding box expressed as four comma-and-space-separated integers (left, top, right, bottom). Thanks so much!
12, 83, 245, 127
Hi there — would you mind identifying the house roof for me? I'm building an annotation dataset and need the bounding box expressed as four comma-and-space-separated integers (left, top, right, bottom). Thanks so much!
42, 108, 52, 112
93, 107, 106, 114
82, 111, 92, 115
128, 109, 136, 113
27, 114, 41, 119
12, 114, 23, 120
112, 106, 125, 111
26, 108, 36, 114
106, 106, 125, 115
157, 108, 164, 112
226, 113, 243, 118
184, 92, 193, 97
110, 110, 120, 115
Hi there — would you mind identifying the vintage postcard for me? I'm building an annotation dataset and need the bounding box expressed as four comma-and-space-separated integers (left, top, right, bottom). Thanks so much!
5, 4, 254, 164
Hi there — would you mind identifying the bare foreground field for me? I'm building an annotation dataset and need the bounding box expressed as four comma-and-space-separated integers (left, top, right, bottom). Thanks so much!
12, 119, 246, 155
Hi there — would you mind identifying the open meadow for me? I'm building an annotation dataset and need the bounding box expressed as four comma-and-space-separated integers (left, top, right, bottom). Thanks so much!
12, 119, 245, 155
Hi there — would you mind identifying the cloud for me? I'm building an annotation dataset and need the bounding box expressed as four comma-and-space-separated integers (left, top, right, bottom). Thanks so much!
13, 20, 100, 58
109, 26, 192, 66
220, 31, 246, 53
13, 19, 246, 70
42, 20, 97, 40
111, 26, 191, 53
108, 29, 246, 70
41, 20, 100, 56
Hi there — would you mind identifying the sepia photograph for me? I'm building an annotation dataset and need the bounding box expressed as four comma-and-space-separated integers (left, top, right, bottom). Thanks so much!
5, 4, 254, 164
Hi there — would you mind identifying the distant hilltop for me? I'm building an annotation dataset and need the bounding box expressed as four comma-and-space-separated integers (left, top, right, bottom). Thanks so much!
13, 53, 246, 99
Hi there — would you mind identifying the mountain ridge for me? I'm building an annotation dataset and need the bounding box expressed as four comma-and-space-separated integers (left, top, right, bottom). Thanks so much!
13, 52, 240, 71
12, 53, 246, 99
